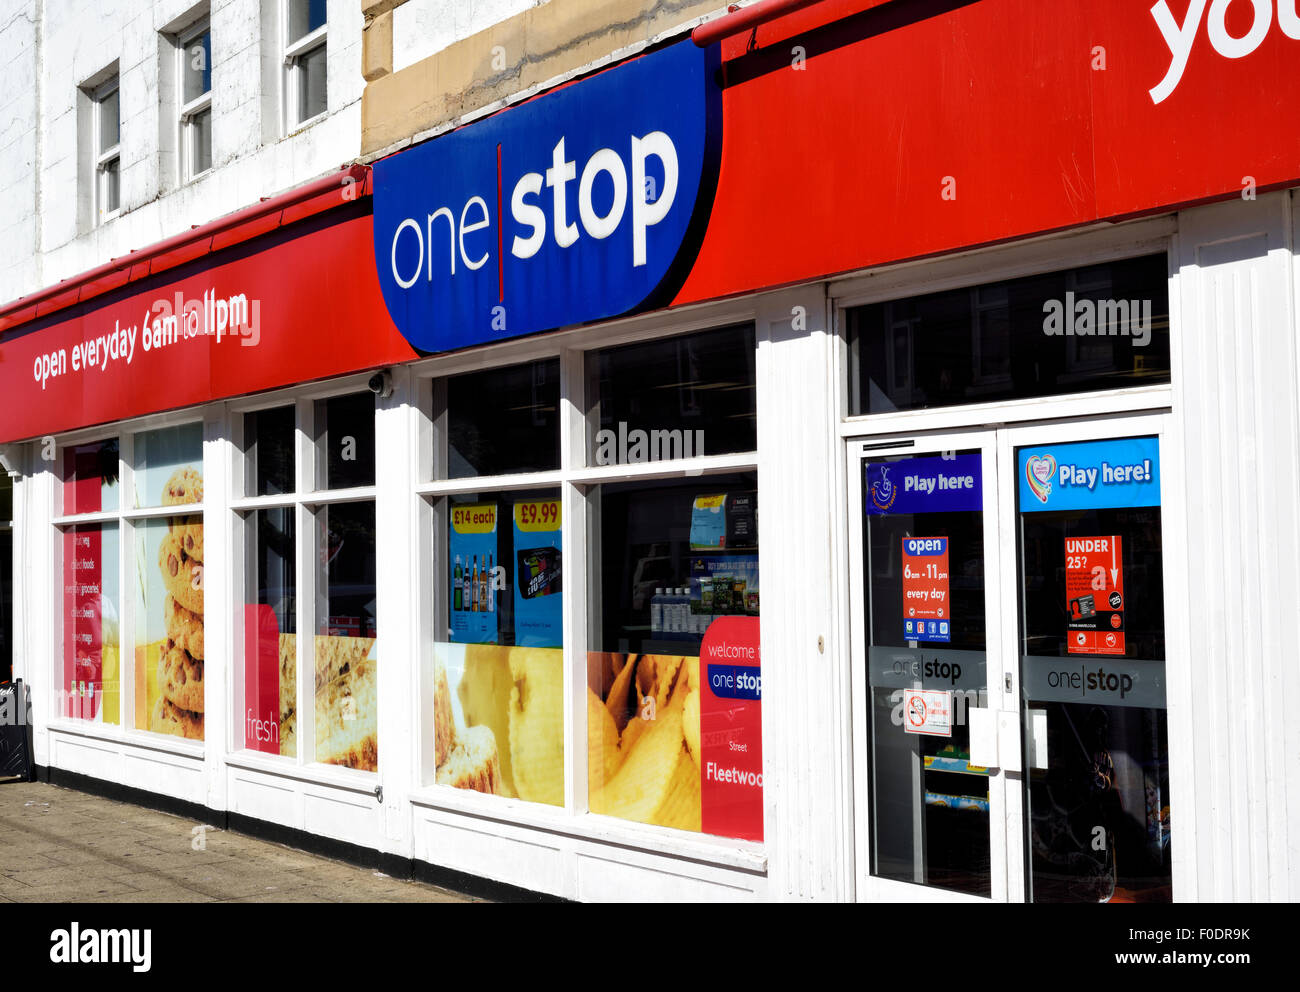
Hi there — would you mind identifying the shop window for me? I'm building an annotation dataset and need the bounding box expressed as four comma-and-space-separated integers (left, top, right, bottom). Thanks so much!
426, 360, 565, 805
131, 427, 205, 740
56, 427, 204, 738
240, 397, 378, 772
586, 323, 756, 464
284, 0, 327, 128
316, 391, 375, 490
92, 77, 120, 224
431, 488, 564, 804
246, 404, 295, 496
442, 359, 560, 478
415, 331, 761, 840
848, 254, 1171, 414
587, 474, 761, 839
584, 327, 762, 842
178, 19, 213, 181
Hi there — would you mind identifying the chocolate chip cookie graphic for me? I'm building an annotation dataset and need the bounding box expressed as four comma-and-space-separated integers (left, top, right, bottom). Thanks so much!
161, 467, 203, 506
151, 696, 204, 740
158, 530, 204, 615
164, 595, 205, 661
158, 644, 205, 715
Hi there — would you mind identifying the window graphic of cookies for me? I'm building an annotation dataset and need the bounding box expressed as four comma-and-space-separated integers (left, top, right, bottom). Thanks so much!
136, 468, 204, 740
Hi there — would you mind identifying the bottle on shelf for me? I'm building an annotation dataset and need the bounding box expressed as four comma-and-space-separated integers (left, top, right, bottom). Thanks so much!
650, 588, 664, 634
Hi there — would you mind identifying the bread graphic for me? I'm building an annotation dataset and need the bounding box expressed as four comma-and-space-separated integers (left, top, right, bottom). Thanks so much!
274, 633, 378, 767
314, 649, 378, 772
456, 645, 517, 798
434, 657, 453, 768
435, 725, 501, 794
507, 648, 565, 805
278, 633, 297, 757
438, 644, 567, 802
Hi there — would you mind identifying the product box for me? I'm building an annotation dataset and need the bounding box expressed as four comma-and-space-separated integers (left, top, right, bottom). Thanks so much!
689, 554, 760, 617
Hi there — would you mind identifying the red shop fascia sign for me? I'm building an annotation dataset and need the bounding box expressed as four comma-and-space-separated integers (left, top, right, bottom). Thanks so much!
2, 0, 1298, 443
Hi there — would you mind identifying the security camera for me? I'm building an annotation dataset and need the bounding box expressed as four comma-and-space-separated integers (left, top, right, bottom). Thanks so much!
368, 370, 393, 398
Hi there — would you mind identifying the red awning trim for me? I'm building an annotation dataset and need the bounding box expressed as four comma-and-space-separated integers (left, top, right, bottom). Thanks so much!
0, 164, 371, 334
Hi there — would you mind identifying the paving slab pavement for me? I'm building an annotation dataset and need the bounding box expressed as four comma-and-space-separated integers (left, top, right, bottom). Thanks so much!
0, 779, 477, 903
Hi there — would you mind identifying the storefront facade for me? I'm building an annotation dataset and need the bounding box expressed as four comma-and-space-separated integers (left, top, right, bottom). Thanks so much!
2, 0, 1300, 902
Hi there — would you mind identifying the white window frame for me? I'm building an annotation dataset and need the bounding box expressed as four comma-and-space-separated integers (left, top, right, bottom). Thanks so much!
47, 411, 209, 754
399, 307, 764, 869
282, 3, 327, 131
229, 378, 379, 787
177, 17, 213, 183
93, 78, 121, 225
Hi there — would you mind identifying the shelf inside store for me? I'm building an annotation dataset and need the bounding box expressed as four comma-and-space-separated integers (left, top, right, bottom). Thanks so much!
924, 792, 990, 813
923, 755, 991, 776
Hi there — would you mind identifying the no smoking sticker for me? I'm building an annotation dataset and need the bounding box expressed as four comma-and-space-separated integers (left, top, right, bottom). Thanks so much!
902, 688, 952, 737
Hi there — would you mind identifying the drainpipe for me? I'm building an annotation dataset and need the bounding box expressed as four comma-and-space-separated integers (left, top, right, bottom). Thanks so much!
692, 0, 827, 47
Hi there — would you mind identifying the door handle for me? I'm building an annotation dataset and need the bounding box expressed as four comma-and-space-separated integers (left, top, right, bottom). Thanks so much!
968, 708, 1024, 773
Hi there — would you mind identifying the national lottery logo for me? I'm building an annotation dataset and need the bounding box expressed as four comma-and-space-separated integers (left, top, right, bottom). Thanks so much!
870, 466, 897, 511
1025, 454, 1056, 504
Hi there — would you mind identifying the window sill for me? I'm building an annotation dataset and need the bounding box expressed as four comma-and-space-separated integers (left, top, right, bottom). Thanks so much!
408, 784, 768, 875
285, 109, 330, 138
46, 718, 205, 761
224, 749, 378, 796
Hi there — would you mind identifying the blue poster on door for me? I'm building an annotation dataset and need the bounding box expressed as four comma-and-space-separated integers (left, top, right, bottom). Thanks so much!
865, 454, 982, 515
1018, 437, 1160, 513
512, 498, 562, 648
450, 503, 499, 644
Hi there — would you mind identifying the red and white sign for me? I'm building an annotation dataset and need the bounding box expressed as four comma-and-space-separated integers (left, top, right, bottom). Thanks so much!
699, 615, 763, 842
677, 0, 1300, 306
244, 604, 282, 754
901, 536, 951, 642
902, 688, 953, 737
1065, 535, 1125, 655
0, 208, 417, 443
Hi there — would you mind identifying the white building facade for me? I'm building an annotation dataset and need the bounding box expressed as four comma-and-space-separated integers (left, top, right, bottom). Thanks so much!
1, 0, 1299, 904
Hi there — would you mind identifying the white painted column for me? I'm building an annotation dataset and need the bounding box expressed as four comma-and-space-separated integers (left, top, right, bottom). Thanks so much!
203, 406, 232, 812
755, 287, 855, 900
1172, 190, 1300, 901
375, 364, 417, 858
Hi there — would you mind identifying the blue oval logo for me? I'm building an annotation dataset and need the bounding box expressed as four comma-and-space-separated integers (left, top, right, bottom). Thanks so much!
372, 40, 722, 354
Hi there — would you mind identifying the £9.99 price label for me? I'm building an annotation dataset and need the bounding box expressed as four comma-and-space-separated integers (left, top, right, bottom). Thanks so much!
902, 537, 951, 643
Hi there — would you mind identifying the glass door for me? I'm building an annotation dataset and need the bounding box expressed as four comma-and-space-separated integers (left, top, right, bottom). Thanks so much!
850, 414, 1173, 902
1003, 416, 1173, 904
848, 430, 1013, 902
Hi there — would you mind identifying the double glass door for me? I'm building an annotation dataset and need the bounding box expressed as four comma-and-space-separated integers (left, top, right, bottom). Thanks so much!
848, 415, 1172, 902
